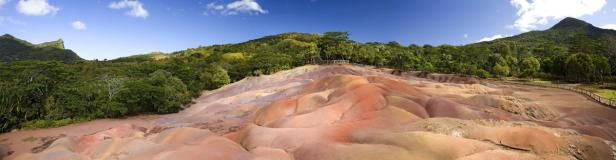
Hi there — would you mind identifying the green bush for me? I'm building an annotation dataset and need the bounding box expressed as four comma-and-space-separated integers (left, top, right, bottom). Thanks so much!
474, 69, 491, 78
492, 64, 510, 78
200, 65, 231, 90
520, 57, 540, 78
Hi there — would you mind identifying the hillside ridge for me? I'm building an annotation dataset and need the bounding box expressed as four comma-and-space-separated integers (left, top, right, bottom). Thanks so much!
0, 34, 81, 62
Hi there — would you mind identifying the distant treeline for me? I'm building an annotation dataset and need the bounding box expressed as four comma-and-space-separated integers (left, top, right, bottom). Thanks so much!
1, 31, 615, 132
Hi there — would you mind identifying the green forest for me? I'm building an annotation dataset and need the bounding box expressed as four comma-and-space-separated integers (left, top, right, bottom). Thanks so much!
1, 17, 615, 132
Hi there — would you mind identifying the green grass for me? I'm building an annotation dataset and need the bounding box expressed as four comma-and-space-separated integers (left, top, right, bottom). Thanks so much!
530, 79, 553, 85
21, 117, 92, 129
596, 89, 616, 100
578, 84, 616, 100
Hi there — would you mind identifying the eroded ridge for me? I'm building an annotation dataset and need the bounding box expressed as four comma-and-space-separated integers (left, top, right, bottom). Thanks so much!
9, 65, 616, 160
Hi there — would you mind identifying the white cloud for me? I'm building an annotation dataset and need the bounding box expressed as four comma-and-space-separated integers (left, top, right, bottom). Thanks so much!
16, 0, 59, 16
204, 2, 224, 15
478, 34, 508, 42
71, 21, 86, 30
601, 24, 616, 30
226, 0, 267, 14
207, 3, 224, 10
510, 0, 606, 31
109, 0, 148, 18
0, 0, 9, 8
463, 34, 469, 38
205, 0, 268, 16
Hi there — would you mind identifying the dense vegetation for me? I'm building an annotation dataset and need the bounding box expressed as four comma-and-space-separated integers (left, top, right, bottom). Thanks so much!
1, 17, 615, 132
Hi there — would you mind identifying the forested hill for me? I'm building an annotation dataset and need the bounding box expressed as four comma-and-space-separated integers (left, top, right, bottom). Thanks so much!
0, 34, 82, 62
163, 17, 615, 82
476, 17, 616, 56
2, 17, 616, 133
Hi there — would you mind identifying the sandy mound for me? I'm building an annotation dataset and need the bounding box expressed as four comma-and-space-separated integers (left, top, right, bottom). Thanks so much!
470, 94, 559, 120
3, 65, 616, 160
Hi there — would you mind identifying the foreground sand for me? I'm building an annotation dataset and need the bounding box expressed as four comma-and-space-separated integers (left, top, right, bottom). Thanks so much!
2, 65, 615, 160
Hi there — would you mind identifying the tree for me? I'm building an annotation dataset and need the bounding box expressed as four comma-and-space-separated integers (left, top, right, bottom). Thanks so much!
520, 57, 540, 78
221, 52, 248, 64
592, 55, 611, 83
390, 49, 418, 71
492, 63, 510, 78
504, 55, 519, 76
319, 32, 353, 60
117, 70, 191, 114
99, 74, 127, 100
323, 32, 350, 41
493, 42, 512, 55
163, 57, 209, 96
565, 53, 594, 82
275, 39, 320, 65
200, 65, 231, 90
303, 44, 321, 64
0, 82, 26, 132
49, 81, 98, 118
249, 52, 293, 75
542, 54, 568, 78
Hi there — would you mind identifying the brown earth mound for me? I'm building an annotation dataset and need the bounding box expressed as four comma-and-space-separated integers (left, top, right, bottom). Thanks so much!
2, 65, 616, 160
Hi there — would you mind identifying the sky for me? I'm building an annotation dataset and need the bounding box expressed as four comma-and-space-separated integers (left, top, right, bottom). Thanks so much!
1, 0, 616, 60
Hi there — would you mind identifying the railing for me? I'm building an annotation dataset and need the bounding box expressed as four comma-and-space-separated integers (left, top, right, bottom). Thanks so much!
320, 60, 350, 65
505, 81, 616, 109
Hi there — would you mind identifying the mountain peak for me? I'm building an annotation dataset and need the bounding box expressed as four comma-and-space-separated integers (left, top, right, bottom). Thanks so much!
1, 34, 15, 39
550, 17, 592, 30
37, 39, 65, 49
1, 35, 81, 62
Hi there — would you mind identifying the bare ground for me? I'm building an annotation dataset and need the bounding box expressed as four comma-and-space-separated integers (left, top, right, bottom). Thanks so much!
2, 65, 615, 160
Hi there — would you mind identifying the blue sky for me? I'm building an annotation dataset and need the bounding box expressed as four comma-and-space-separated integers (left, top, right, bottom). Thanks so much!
1, 0, 616, 60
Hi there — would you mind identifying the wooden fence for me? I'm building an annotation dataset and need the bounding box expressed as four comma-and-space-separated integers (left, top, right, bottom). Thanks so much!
505, 81, 616, 109
320, 60, 350, 65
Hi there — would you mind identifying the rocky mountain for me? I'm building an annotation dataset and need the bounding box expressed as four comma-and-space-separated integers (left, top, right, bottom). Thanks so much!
36, 39, 66, 49
0, 34, 82, 62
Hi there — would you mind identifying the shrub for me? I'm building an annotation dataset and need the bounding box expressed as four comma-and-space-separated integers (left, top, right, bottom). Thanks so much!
200, 65, 231, 90
474, 69, 491, 78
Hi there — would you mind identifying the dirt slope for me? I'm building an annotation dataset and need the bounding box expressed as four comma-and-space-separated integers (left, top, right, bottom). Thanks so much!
2, 65, 616, 160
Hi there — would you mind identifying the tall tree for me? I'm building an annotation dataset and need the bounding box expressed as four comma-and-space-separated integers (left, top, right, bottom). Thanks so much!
520, 57, 540, 78
492, 63, 510, 78
565, 53, 594, 82
592, 55, 611, 83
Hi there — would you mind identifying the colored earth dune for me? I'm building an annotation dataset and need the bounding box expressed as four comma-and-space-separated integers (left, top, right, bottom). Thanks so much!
2, 65, 616, 160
